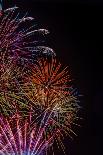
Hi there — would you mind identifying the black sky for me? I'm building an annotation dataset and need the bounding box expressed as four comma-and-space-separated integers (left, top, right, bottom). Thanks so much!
2, 0, 103, 155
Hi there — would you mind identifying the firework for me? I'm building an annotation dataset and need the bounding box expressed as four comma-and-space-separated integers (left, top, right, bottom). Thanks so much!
0, 5, 81, 155
0, 110, 60, 155
0, 54, 28, 115
23, 57, 72, 107
20, 57, 80, 150
0, 94, 79, 155
0, 7, 55, 65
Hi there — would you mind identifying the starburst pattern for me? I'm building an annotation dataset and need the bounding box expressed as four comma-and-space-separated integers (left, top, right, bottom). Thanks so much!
0, 5, 81, 155
0, 96, 79, 155
19, 57, 80, 146
0, 7, 55, 65
0, 111, 54, 155
23, 57, 72, 107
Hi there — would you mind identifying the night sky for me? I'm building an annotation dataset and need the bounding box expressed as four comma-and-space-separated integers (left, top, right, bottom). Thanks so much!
2, 0, 102, 155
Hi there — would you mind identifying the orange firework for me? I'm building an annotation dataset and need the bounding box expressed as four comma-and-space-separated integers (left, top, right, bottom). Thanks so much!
21, 57, 80, 145
24, 57, 73, 108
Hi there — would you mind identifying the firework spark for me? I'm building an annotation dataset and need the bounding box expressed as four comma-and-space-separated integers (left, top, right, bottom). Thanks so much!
0, 5, 81, 155
23, 57, 72, 107
0, 55, 28, 115
0, 7, 55, 65
0, 96, 79, 155
0, 111, 56, 155
19, 57, 80, 149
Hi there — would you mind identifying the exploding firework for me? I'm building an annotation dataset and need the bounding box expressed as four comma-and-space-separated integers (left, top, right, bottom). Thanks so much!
0, 54, 28, 115
0, 94, 80, 155
23, 57, 72, 107
0, 5, 81, 155
19, 57, 80, 150
0, 7, 55, 65
0, 110, 61, 155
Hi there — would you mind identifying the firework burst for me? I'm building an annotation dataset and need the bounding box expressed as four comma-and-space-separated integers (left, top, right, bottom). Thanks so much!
0, 111, 55, 155
20, 57, 80, 150
23, 57, 72, 107
0, 54, 28, 115
0, 7, 55, 65
0, 5, 81, 155
0, 96, 79, 155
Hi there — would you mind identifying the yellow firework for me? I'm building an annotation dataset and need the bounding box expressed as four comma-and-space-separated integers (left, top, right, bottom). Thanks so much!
0, 55, 27, 115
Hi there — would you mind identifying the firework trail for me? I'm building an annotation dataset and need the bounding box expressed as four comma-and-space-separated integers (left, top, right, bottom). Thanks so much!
0, 96, 80, 155
0, 56, 80, 154
0, 7, 55, 65
23, 57, 73, 107
0, 54, 28, 115
20, 57, 80, 150
0, 6, 55, 114
0, 5, 81, 155
0, 110, 61, 155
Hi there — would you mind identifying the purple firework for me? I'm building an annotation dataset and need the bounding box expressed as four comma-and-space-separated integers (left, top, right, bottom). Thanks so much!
0, 111, 56, 155
0, 7, 55, 65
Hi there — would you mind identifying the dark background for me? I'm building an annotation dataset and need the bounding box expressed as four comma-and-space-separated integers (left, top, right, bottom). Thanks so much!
2, 0, 103, 155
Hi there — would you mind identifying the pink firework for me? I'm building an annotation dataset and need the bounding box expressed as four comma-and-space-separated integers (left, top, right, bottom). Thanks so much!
0, 7, 55, 65
0, 110, 57, 155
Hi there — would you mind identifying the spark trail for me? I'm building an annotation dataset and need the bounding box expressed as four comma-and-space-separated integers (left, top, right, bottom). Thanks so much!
0, 7, 55, 65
